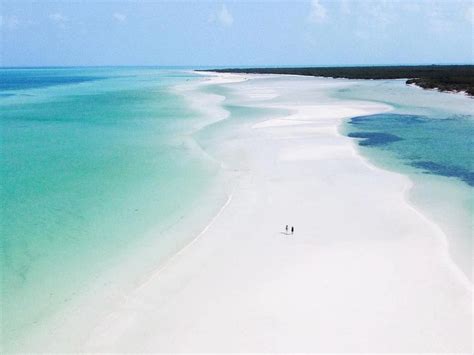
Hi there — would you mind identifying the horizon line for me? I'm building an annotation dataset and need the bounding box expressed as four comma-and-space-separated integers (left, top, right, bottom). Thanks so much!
1, 62, 473, 70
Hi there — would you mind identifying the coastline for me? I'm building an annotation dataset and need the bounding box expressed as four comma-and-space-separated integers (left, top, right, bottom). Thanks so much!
340, 123, 473, 290
407, 82, 471, 98
83, 72, 472, 352
207, 65, 474, 97
3, 71, 239, 352
241, 73, 473, 287
335, 79, 473, 284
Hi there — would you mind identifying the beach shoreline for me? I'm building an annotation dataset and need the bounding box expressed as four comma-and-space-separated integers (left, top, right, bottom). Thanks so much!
340, 124, 473, 290
3, 71, 243, 352
82, 72, 472, 352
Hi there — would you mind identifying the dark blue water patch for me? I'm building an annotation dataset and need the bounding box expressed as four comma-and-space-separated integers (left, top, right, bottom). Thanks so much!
345, 112, 474, 187
411, 161, 474, 187
0, 71, 106, 91
347, 132, 402, 146
349, 113, 426, 126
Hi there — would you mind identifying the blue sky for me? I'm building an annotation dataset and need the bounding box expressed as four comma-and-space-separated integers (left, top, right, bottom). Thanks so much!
1, 0, 473, 67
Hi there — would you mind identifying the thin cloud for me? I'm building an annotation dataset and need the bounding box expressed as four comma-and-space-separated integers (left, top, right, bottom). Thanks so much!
363, 1, 397, 28
466, 5, 474, 24
0, 15, 20, 30
113, 12, 127, 23
308, 0, 327, 24
339, 0, 351, 16
49, 12, 68, 28
346, 0, 398, 40
49, 13, 67, 23
428, 4, 454, 33
209, 4, 234, 27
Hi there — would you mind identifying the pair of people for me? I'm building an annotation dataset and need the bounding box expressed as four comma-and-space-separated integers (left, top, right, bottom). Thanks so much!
285, 225, 294, 235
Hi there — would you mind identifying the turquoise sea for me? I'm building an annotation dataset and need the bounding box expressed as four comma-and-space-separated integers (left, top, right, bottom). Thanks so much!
338, 80, 473, 282
1, 70, 472, 350
0, 67, 228, 349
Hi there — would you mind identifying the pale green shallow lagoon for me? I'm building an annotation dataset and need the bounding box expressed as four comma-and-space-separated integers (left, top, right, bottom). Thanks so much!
1, 68, 225, 348
1, 68, 287, 351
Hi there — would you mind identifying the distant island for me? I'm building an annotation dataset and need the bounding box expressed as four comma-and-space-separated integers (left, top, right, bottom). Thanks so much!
205, 65, 474, 96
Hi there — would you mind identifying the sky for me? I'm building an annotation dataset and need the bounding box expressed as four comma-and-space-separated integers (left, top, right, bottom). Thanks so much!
1, 0, 473, 67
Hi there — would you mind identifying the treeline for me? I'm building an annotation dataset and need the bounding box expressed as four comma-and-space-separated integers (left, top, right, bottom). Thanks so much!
206, 65, 474, 96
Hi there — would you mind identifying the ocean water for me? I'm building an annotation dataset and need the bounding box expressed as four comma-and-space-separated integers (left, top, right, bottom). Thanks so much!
2, 70, 472, 349
337, 80, 473, 281
0, 68, 224, 349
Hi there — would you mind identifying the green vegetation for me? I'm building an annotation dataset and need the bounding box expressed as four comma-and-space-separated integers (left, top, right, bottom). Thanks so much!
207, 65, 474, 96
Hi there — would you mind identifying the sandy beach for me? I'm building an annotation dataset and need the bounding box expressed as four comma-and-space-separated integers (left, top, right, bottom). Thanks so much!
84, 73, 472, 353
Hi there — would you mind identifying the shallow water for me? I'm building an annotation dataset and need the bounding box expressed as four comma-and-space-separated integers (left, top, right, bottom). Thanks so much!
338, 80, 473, 281
1, 69, 292, 350
1, 67, 221, 347
2, 70, 472, 349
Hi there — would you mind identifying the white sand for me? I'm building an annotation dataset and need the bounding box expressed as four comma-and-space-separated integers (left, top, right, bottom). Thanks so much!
84, 73, 473, 352
173, 72, 248, 129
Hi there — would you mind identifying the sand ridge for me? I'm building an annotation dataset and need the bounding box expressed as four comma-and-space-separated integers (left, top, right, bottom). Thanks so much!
84, 73, 473, 353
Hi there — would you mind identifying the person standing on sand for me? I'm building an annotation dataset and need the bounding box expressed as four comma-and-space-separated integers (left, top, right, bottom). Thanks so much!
285, 225, 288, 234
291, 226, 294, 234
